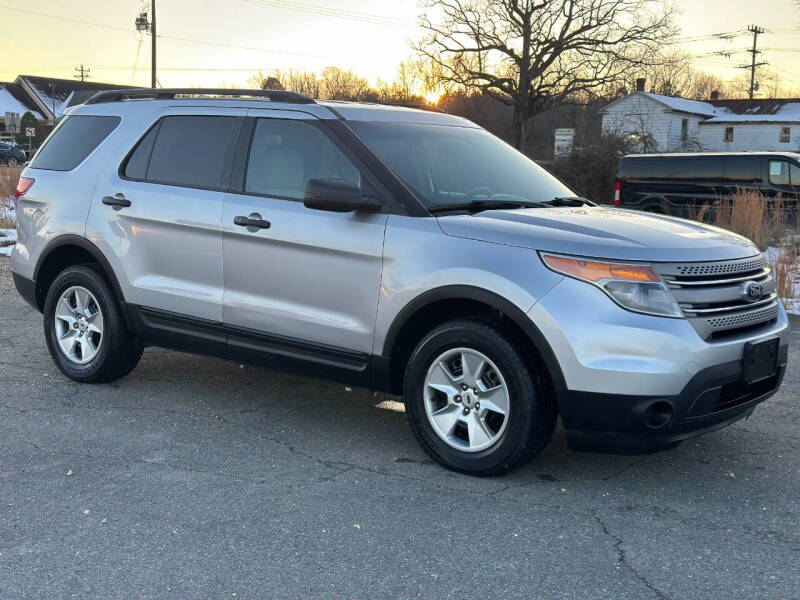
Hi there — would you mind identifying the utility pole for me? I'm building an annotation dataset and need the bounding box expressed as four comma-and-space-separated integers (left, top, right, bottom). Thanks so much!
746, 25, 765, 100
151, 0, 157, 88
74, 64, 91, 82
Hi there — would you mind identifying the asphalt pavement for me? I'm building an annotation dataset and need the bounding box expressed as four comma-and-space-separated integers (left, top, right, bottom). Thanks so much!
0, 257, 798, 599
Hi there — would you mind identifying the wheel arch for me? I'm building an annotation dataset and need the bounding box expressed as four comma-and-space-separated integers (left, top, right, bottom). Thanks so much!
33, 235, 126, 316
377, 285, 566, 399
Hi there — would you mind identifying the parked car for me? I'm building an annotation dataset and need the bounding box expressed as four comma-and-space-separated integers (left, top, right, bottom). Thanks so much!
615, 152, 800, 215
0, 142, 26, 166
10, 89, 789, 475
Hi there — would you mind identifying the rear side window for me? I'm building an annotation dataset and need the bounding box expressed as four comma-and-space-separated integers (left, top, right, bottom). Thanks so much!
723, 157, 759, 182
125, 115, 237, 189
32, 115, 120, 171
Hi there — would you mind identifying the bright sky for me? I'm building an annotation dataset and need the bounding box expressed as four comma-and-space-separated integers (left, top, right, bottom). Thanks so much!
1, 0, 798, 90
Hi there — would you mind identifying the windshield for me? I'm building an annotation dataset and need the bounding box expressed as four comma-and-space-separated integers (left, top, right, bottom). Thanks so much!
348, 121, 573, 208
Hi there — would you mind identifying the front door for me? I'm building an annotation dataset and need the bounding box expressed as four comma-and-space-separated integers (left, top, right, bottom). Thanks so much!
221, 109, 389, 354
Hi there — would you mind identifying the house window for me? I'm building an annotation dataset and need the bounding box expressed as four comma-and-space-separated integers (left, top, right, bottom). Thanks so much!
681, 119, 688, 141
724, 127, 734, 143
780, 127, 791, 143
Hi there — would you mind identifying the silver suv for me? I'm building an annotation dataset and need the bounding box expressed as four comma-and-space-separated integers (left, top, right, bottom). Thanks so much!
11, 89, 789, 475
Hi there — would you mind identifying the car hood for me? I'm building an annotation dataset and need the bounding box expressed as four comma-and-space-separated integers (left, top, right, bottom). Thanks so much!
436, 206, 760, 262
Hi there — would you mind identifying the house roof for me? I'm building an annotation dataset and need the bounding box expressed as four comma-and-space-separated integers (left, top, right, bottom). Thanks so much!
600, 91, 717, 117
15, 75, 135, 120
602, 91, 800, 124
0, 82, 43, 120
704, 98, 800, 124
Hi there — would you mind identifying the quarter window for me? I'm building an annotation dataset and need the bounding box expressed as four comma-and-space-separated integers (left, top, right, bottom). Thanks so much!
32, 115, 120, 171
723, 126, 734, 143
779, 127, 791, 143
245, 118, 360, 200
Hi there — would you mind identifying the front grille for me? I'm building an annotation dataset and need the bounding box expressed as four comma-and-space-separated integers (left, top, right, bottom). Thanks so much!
655, 255, 778, 340
674, 255, 767, 277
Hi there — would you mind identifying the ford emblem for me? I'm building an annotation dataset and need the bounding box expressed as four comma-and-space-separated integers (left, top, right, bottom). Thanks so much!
740, 281, 764, 302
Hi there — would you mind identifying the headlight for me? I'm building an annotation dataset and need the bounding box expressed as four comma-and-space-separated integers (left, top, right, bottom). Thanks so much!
540, 253, 682, 318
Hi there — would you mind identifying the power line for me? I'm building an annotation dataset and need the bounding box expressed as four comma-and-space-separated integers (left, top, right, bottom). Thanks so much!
0, 3, 353, 63
239, 0, 415, 28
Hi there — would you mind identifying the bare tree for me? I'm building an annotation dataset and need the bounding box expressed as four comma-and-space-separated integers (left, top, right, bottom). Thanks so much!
642, 52, 725, 100
319, 67, 373, 101
416, 0, 675, 148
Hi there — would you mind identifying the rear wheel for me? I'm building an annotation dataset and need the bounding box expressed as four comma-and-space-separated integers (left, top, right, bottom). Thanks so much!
404, 319, 556, 476
5, 156, 18, 167
43, 265, 142, 382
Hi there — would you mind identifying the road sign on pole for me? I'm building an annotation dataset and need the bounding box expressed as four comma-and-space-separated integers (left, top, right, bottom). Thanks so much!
4, 111, 20, 134
25, 127, 35, 137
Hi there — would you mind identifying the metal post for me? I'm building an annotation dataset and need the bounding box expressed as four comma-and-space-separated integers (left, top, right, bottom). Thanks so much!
747, 25, 764, 100
151, 0, 157, 88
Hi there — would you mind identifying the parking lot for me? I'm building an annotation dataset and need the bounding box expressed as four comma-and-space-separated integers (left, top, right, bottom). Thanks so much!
0, 257, 798, 599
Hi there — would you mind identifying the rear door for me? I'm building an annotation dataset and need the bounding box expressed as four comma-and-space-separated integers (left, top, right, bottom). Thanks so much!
221, 109, 389, 354
88, 107, 244, 321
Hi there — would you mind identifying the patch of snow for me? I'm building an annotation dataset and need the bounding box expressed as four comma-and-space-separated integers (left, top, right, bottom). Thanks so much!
0, 85, 43, 120
643, 93, 718, 117
0, 228, 17, 256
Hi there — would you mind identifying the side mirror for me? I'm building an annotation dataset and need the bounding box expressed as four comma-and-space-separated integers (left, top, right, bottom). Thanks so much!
303, 178, 383, 213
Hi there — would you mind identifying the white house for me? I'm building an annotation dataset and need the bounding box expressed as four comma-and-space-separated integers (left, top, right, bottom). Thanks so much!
601, 90, 800, 153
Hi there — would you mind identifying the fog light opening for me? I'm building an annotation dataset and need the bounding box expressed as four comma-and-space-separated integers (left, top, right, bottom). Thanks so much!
642, 400, 674, 429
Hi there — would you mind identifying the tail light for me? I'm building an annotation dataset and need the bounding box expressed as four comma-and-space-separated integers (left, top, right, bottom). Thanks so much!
14, 177, 34, 205
614, 180, 621, 207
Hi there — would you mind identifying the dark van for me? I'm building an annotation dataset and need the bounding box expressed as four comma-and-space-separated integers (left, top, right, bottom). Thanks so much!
615, 152, 800, 215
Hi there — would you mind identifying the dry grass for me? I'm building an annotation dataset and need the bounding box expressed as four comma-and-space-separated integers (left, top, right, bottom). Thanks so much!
0, 166, 21, 229
691, 190, 796, 250
768, 246, 800, 308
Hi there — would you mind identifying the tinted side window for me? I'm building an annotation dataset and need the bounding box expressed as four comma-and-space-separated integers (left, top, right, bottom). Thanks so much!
123, 123, 160, 180
245, 119, 360, 200
723, 157, 759, 182
146, 116, 237, 189
32, 115, 120, 171
791, 163, 800, 187
769, 160, 791, 186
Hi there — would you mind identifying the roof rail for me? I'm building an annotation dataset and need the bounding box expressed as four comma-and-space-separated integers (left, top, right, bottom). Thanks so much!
84, 88, 316, 105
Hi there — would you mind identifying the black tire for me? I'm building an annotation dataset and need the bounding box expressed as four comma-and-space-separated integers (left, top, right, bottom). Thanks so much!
6, 156, 18, 167
404, 318, 556, 476
43, 265, 142, 383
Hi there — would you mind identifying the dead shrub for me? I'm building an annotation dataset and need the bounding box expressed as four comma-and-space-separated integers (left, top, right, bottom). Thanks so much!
768, 246, 800, 307
692, 190, 794, 250
0, 166, 20, 229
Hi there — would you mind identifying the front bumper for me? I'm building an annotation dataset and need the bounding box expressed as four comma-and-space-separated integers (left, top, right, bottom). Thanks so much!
529, 276, 790, 453
559, 345, 788, 453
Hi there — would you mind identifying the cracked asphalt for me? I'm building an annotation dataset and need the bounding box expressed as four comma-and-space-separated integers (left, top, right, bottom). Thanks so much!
0, 258, 798, 600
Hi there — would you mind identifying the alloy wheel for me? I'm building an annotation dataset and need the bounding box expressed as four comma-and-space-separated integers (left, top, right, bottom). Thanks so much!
423, 347, 510, 452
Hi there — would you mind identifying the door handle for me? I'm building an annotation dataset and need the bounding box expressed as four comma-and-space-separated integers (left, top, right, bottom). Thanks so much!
102, 195, 131, 208
234, 215, 271, 229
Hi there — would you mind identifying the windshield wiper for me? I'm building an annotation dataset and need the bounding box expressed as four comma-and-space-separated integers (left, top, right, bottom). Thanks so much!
428, 200, 545, 215
541, 196, 595, 207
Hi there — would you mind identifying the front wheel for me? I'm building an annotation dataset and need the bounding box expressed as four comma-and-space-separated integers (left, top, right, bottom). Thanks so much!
5, 156, 18, 167
43, 265, 142, 383
404, 319, 556, 476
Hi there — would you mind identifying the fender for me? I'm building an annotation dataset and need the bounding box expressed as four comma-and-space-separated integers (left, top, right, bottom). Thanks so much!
380, 284, 567, 394
33, 234, 127, 312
